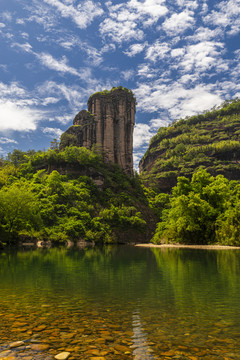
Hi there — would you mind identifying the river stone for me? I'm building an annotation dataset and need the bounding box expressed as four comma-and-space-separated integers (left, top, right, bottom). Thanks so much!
33, 325, 47, 331
31, 344, 50, 351
54, 352, 71, 360
9, 341, 25, 349
0, 350, 12, 358
114, 344, 130, 353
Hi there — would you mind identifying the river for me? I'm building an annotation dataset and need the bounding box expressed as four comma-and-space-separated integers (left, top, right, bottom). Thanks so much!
0, 245, 240, 359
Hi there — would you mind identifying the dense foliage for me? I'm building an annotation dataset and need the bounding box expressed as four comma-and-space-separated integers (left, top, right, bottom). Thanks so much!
0, 146, 154, 247
140, 98, 240, 193
152, 168, 240, 246
2, 98, 240, 247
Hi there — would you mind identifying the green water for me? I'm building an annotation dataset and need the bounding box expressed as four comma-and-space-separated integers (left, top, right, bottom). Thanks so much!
0, 246, 240, 360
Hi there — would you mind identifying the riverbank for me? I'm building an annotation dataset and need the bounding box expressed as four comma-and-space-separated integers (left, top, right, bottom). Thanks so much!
136, 243, 240, 250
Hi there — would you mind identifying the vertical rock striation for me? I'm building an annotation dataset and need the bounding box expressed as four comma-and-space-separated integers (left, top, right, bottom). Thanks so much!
60, 88, 136, 176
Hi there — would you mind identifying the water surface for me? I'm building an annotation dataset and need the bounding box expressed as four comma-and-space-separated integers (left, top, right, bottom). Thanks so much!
0, 245, 240, 359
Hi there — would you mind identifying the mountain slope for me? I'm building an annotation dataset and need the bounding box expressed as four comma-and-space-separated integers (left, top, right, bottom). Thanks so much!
140, 99, 240, 193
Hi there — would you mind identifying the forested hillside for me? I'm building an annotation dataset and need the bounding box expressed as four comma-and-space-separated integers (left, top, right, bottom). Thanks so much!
1, 99, 240, 248
0, 147, 157, 247
140, 99, 240, 193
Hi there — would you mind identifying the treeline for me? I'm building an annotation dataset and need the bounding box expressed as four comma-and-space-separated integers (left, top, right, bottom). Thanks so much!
2, 143, 240, 247
0, 147, 150, 247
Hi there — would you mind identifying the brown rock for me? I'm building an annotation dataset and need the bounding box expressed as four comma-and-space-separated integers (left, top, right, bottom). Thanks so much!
32, 325, 47, 331
31, 344, 50, 351
60, 88, 136, 176
54, 352, 70, 360
9, 341, 25, 348
114, 344, 130, 353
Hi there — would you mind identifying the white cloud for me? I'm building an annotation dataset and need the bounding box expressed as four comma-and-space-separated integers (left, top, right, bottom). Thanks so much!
50, 114, 73, 125
1, 12, 12, 22
171, 48, 185, 58
121, 70, 135, 81
0, 101, 41, 132
41, 97, 60, 106
42, 127, 63, 138
124, 42, 147, 57
176, 0, 198, 10
179, 41, 226, 74
133, 123, 154, 148
12, 42, 33, 53
0, 137, 18, 144
162, 10, 195, 35
150, 118, 171, 129
137, 64, 158, 78
100, 0, 167, 44
0, 64, 7, 72
205, 0, 240, 35
0, 82, 27, 98
134, 82, 223, 119
36, 80, 115, 120
36, 52, 82, 78
82, 44, 103, 67
16, 18, 25, 25
43, 0, 103, 29
0, 23, 5, 28
27, 2, 58, 30
37, 81, 86, 110
100, 18, 144, 43
186, 27, 223, 42
145, 41, 170, 62
129, 0, 168, 23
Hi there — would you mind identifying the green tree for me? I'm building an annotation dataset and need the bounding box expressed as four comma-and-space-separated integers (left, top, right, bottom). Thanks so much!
0, 182, 42, 243
152, 169, 232, 245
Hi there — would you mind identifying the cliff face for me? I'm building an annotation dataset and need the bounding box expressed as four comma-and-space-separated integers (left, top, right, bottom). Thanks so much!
140, 99, 240, 193
60, 110, 96, 149
60, 88, 136, 176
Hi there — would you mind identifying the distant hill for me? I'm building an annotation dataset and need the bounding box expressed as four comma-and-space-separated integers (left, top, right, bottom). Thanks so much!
139, 99, 240, 193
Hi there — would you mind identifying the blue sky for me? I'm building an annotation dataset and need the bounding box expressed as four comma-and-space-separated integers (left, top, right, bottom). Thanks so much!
0, 0, 240, 168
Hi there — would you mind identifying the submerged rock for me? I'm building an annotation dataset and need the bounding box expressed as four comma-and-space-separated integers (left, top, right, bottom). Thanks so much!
54, 352, 70, 360
9, 341, 24, 349
31, 344, 50, 351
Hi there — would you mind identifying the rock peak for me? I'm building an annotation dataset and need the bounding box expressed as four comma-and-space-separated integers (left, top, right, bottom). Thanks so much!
60, 87, 136, 176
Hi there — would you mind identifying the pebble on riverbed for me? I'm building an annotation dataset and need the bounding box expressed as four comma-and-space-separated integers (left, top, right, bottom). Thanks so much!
54, 351, 70, 360
9, 341, 25, 349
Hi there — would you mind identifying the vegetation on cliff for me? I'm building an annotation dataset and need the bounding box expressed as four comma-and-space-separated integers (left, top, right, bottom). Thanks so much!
0, 146, 156, 247
140, 98, 240, 193
90, 86, 135, 99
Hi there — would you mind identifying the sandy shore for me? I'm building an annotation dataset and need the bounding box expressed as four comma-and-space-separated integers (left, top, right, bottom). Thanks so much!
135, 243, 240, 250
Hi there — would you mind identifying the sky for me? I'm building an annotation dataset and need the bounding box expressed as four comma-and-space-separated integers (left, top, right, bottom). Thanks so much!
0, 0, 240, 169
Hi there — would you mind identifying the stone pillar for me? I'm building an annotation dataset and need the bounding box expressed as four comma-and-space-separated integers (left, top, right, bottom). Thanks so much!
88, 89, 135, 176
79, 89, 135, 175
104, 101, 115, 163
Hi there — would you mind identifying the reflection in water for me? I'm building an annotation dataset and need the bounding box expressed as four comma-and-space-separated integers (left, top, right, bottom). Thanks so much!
0, 246, 240, 359
131, 310, 155, 360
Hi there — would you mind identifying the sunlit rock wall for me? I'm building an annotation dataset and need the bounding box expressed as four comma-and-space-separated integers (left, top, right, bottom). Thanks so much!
60, 88, 136, 176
